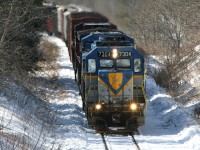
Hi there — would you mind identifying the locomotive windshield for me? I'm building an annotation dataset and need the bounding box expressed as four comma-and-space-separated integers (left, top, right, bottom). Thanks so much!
100, 59, 114, 68
99, 59, 130, 69
116, 59, 130, 68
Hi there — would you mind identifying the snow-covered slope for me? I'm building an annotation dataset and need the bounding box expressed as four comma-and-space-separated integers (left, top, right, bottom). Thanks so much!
0, 34, 199, 150
138, 76, 200, 149
0, 80, 53, 149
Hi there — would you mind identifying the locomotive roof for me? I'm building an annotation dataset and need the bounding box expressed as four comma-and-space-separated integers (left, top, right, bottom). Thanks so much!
94, 41, 133, 47
77, 28, 120, 40
80, 23, 111, 26
74, 22, 117, 31
80, 30, 134, 47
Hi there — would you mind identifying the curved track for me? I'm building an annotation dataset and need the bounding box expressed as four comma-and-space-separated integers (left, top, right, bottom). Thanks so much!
101, 132, 140, 150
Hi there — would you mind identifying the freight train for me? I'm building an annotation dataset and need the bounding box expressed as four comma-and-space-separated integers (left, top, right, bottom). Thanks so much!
45, 3, 147, 132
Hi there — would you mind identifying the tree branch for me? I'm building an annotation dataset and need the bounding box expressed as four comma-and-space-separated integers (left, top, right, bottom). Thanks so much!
0, 0, 15, 50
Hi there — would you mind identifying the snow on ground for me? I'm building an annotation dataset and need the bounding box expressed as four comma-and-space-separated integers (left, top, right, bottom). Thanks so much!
0, 80, 53, 149
137, 76, 200, 150
0, 34, 200, 150
46, 35, 200, 150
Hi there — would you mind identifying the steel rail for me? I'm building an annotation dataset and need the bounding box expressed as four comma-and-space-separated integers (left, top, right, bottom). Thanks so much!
101, 133, 109, 150
130, 132, 141, 150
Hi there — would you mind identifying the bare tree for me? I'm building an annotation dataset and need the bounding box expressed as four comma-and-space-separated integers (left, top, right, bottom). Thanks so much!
129, 0, 200, 95
0, 0, 46, 77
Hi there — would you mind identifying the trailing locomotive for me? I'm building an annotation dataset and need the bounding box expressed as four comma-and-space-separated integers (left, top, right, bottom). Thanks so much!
45, 3, 147, 132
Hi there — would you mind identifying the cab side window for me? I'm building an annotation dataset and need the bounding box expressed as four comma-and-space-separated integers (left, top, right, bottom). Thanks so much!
134, 58, 142, 72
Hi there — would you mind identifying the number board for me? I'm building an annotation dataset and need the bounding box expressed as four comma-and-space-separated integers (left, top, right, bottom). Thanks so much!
98, 51, 132, 58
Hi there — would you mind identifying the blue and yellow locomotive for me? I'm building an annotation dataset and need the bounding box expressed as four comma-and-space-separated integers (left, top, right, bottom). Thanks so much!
77, 30, 147, 132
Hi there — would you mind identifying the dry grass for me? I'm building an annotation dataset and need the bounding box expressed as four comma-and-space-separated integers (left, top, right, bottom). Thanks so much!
14, 39, 62, 102
39, 39, 59, 63
38, 39, 60, 79
0, 132, 30, 150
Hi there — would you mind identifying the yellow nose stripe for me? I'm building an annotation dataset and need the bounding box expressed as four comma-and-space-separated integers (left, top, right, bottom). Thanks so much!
108, 73, 123, 90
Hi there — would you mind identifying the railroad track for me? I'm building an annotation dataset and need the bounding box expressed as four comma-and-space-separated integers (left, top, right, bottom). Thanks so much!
101, 132, 140, 150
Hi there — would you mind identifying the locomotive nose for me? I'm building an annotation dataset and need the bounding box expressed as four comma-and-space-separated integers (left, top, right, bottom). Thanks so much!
98, 70, 133, 103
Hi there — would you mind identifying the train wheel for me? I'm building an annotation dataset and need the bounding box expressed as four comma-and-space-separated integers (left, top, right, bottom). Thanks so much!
84, 103, 89, 116
81, 79, 85, 101
77, 64, 81, 84
75, 69, 78, 82
72, 46, 77, 82
74, 60, 77, 82
82, 101, 85, 111
77, 64, 81, 94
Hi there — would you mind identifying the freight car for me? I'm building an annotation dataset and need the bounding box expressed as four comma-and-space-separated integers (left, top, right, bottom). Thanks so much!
46, 4, 147, 132
45, 3, 90, 38
45, 3, 58, 36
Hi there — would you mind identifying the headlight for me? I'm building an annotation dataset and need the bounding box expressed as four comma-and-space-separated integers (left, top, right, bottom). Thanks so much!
112, 49, 118, 59
95, 104, 102, 110
130, 103, 137, 111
